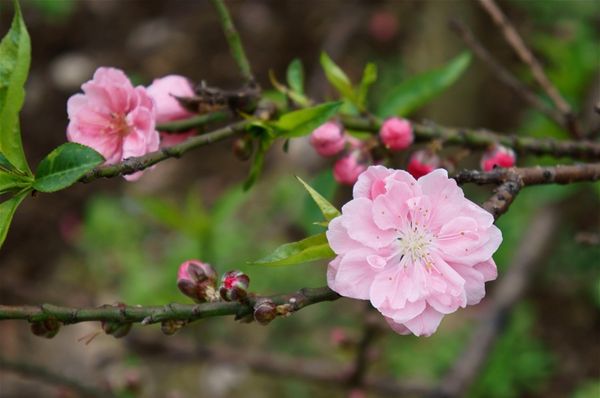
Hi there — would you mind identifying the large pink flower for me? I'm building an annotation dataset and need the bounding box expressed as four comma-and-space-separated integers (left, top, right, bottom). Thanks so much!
67, 67, 159, 181
326, 166, 501, 336
146, 75, 196, 147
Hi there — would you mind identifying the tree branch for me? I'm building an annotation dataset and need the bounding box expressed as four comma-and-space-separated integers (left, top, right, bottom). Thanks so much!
449, 19, 564, 128
477, 0, 579, 137
210, 0, 255, 84
156, 111, 229, 133
342, 116, 600, 160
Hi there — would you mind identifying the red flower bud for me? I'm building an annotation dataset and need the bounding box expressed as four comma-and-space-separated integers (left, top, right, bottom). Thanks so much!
480, 145, 516, 171
407, 150, 440, 179
177, 260, 218, 302
219, 270, 250, 302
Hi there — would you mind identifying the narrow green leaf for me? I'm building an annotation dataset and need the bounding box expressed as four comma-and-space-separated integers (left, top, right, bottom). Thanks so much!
0, 1, 32, 174
0, 171, 31, 194
376, 52, 472, 118
286, 58, 304, 95
250, 233, 335, 266
0, 152, 20, 174
275, 101, 342, 138
297, 176, 340, 222
33, 143, 104, 192
320, 52, 356, 101
0, 189, 28, 249
357, 63, 377, 109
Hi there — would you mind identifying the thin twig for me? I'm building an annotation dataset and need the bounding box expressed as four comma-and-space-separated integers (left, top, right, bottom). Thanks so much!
210, 0, 255, 84
449, 19, 563, 128
477, 0, 579, 137
0, 357, 114, 398
347, 307, 380, 389
431, 205, 560, 397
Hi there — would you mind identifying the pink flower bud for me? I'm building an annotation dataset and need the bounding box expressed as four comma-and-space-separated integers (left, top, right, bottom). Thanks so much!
177, 260, 218, 302
101, 321, 132, 338
407, 150, 440, 179
368, 11, 398, 43
310, 122, 346, 157
480, 145, 516, 171
146, 75, 196, 148
253, 299, 277, 325
379, 117, 414, 151
30, 319, 61, 339
333, 153, 368, 186
219, 270, 250, 302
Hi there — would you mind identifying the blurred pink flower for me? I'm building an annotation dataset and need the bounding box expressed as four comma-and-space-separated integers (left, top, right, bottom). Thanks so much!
310, 121, 346, 157
333, 153, 367, 186
481, 145, 516, 172
407, 150, 440, 179
326, 166, 501, 336
66, 67, 159, 181
379, 117, 413, 151
146, 75, 196, 147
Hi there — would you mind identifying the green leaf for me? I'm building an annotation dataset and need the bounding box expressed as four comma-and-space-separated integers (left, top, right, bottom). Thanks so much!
275, 101, 343, 138
286, 58, 304, 95
357, 62, 377, 109
0, 189, 28, 249
0, 1, 31, 174
297, 176, 340, 222
0, 171, 31, 194
250, 233, 334, 266
376, 52, 472, 118
33, 143, 104, 192
320, 52, 356, 101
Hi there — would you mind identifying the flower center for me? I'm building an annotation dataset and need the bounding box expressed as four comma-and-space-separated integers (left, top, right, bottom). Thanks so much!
110, 112, 131, 137
397, 224, 433, 264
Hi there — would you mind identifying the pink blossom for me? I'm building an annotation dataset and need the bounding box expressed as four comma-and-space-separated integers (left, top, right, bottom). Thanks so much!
481, 145, 516, 172
333, 153, 368, 186
326, 166, 501, 336
407, 150, 440, 179
379, 117, 414, 151
66, 67, 159, 181
146, 75, 196, 147
310, 122, 346, 157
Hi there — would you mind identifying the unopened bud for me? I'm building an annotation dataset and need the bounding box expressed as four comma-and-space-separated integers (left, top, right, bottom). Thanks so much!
219, 270, 250, 302
379, 117, 413, 151
310, 122, 346, 157
161, 319, 186, 335
233, 135, 254, 161
480, 144, 516, 171
30, 319, 61, 339
253, 299, 277, 325
177, 260, 218, 302
407, 150, 440, 179
101, 321, 132, 338
333, 152, 368, 186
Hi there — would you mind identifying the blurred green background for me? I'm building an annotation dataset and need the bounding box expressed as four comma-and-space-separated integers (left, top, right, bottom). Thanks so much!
0, 0, 598, 397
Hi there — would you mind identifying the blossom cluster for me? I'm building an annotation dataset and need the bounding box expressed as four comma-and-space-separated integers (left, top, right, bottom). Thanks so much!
326, 166, 501, 336
66, 67, 195, 181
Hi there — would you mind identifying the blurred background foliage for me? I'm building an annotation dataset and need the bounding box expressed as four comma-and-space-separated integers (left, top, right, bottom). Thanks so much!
0, 0, 598, 397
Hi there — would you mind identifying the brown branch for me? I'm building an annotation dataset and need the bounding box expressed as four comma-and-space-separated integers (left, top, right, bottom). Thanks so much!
431, 205, 560, 398
128, 336, 432, 397
449, 19, 564, 128
454, 163, 600, 186
477, 0, 580, 137
0, 357, 114, 398
347, 307, 380, 389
